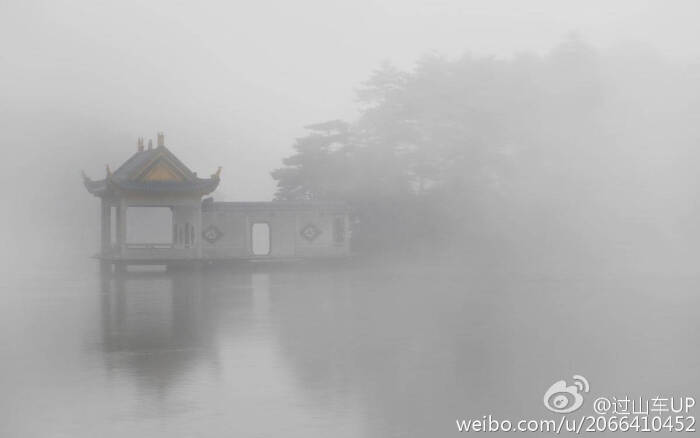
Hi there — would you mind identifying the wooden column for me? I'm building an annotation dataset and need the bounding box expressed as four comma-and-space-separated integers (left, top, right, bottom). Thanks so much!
115, 200, 126, 254
194, 199, 202, 258
100, 199, 111, 255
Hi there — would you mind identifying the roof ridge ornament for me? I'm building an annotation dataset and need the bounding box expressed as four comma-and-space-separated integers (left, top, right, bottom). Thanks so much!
137, 137, 144, 152
105, 164, 112, 178
157, 132, 165, 148
213, 166, 222, 179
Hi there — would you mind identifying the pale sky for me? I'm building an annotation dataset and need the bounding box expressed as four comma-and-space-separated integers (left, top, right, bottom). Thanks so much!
2, 0, 699, 203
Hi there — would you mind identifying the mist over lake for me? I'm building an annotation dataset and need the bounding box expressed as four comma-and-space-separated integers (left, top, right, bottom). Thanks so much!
2, 1, 700, 436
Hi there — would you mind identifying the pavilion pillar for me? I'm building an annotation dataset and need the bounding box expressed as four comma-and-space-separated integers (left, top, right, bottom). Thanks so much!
100, 199, 111, 255
194, 199, 202, 258
115, 200, 127, 254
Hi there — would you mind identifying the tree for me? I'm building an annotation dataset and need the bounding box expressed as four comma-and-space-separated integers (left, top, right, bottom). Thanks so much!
272, 38, 691, 263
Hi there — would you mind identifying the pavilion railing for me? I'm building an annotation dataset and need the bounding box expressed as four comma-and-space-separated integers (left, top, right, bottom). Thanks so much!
124, 243, 175, 249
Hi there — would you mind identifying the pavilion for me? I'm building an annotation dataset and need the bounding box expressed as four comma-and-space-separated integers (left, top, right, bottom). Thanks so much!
83, 133, 350, 266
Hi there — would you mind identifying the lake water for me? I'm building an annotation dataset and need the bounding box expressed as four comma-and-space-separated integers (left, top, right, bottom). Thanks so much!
1, 256, 698, 437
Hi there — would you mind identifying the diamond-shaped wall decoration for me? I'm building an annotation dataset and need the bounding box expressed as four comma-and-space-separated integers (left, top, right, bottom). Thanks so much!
202, 225, 223, 244
300, 224, 321, 242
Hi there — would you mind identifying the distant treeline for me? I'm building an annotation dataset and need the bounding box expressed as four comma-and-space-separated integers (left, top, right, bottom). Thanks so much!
272, 38, 700, 268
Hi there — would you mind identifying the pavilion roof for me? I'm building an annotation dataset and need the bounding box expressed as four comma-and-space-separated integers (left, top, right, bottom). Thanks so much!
83, 140, 220, 198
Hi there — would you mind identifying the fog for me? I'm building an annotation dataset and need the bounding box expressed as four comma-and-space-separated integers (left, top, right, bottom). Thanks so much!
2, 1, 700, 436
3, 1, 700, 255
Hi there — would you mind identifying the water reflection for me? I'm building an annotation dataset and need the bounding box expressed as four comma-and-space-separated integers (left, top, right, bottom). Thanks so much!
95, 265, 367, 437
100, 269, 235, 395
3, 261, 697, 437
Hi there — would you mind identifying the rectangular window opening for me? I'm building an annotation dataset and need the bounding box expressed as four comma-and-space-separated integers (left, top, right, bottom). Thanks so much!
251, 223, 271, 255
126, 207, 173, 245
333, 216, 346, 244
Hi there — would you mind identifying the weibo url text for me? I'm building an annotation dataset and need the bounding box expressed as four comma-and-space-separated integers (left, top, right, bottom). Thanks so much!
456, 415, 696, 433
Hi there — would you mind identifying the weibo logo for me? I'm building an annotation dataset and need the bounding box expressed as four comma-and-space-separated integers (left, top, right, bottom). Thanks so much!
543, 375, 590, 414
